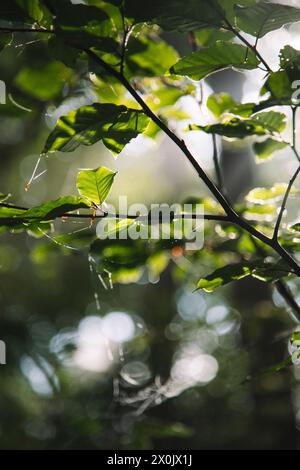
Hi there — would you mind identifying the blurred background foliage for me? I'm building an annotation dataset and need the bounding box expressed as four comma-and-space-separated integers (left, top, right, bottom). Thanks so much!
1, 0, 300, 450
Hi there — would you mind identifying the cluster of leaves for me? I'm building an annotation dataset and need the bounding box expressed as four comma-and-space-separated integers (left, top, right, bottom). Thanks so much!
1, 0, 300, 301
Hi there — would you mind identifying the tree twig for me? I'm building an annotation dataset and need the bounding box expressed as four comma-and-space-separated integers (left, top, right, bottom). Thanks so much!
212, 134, 224, 192
0, 26, 53, 34
273, 108, 300, 240
274, 280, 300, 323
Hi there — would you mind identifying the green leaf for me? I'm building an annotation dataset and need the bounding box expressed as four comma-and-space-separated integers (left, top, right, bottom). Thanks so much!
170, 42, 259, 81
15, 61, 74, 101
245, 183, 297, 204
24, 196, 91, 220
197, 260, 293, 292
253, 138, 288, 161
77, 166, 116, 205
54, 2, 112, 37
207, 93, 254, 118
279, 45, 300, 82
235, 3, 300, 38
19, 0, 44, 22
48, 37, 80, 68
289, 223, 300, 233
0, 205, 25, 223
0, 0, 31, 22
291, 331, 300, 346
252, 260, 293, 282
253, 111, 287, 133
197, 262, 252, 292
243, 203, 276, 221
44, 103, 150, 155
124, 0, 225, 32
188, 111, 286, 138
52, 2, 118, 52
0, 33, 12, 53
261, 71, 293, 101
126, 37, 179, 77
207, 93, 237, 118
195, 28, 234, 47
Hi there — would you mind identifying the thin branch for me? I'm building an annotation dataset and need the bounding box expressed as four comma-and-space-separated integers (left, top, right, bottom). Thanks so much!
212, 134, 224, 192
120, 5, 127, 76
274, 280, 300, 323
0, 26, 54, 34
273, 108, 300, 240
222, 18, 272, 73
250, 236, 300, 323
273, 164, 300, 241
292, 106, 298, 154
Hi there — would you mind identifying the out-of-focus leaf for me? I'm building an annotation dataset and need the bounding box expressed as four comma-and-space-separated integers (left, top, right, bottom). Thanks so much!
170, 42, 259, 81
235, 3, 300, 38
124, 0, 225, 32
77, 166, 116, 205
0, 0, 31, 22
15, 61, 74, 101
0, 205, 25, 224
253, 138, 288, 161
54, 2, 112, 36
197, 262, 252, 291
19, 0, 44, 22
245, 183, 297, 204
44, 103, 150, 154
90, 238, 149, 284
188, 111, 286, 138
207, 93, 254, 118
195, 28, 234, 47
261, 71, 293, 101
279, 45, 300, 82
126, 37, 179, 77
289, 223, 300, 233
147, 251, 170, 278
0, 34, 13, 53
52, 2, 118, 52
197, 259, 293, 292
207, 93, 236, 118
48, 37, 80, 67
252, 260, 293, 282
243, 203, 276, 222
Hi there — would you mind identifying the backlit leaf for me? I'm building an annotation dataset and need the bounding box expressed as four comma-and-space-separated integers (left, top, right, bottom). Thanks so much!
170, 42, 259, 81
235, 3, 300, 38
44, 103, 150, 155
77, 166, 116, 205
254, 138, 288, 161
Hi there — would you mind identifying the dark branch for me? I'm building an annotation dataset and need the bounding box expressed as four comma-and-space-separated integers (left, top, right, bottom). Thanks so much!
0, 26, 54, 34
274, 280, 300, 323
